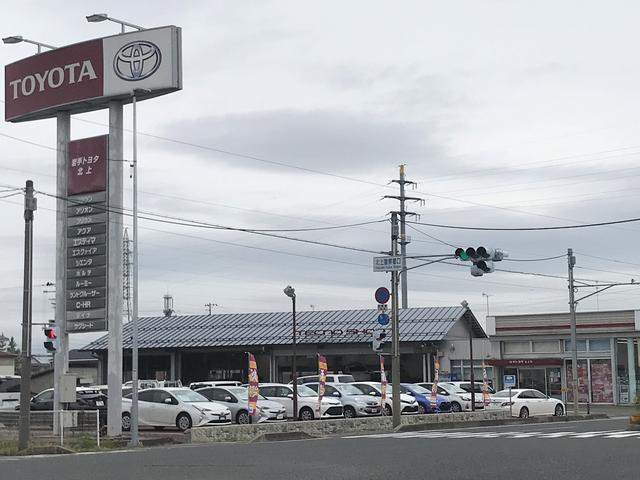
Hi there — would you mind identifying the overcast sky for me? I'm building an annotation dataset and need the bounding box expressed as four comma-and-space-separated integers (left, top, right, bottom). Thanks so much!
3, 1, 640, 352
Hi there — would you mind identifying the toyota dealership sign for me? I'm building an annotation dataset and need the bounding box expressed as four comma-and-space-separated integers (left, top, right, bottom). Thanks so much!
5, 25, 182, 122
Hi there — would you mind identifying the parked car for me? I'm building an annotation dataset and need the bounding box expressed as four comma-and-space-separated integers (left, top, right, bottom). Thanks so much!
415, 382, 474, 412
195, 385, 287, 423
350, 382, 419, 416
442, 381, 492, 409
400, 384, 451, 413
259, 383, 344, 420
122, 387, 231, 431
0, 375, 20, 410
487, 388, 565, 418
293, 374, 355, 385
19, 387, 108, 426
304, 382, 382, 418
92, 384, 132, 398
189, 380, 243, 390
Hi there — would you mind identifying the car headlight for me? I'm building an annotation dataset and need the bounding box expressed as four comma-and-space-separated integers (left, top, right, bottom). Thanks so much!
461, 396, 471, 401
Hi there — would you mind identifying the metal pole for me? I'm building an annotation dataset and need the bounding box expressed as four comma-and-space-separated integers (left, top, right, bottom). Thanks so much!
292, 295, 298, 419
107, 100, 124, 437
399, 166, 408, 309
391, 213, 401, 428
130, 93, 140, 446
18, 180, 35, 451
568, 248, 579, 415
53, 112, 70, 434
469, 317, 475, 412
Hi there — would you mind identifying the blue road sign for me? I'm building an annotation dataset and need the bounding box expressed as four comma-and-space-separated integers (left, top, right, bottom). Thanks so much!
503, 374, 516, 388
375, 287, 390, 304
377, 313, 390, 326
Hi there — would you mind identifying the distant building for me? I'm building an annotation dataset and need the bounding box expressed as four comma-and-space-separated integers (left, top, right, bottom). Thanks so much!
82, 306, 487, 386
0, 351, 17, 376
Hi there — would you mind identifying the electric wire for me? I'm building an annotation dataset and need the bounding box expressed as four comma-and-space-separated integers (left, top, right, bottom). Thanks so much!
407, 217, 640, 231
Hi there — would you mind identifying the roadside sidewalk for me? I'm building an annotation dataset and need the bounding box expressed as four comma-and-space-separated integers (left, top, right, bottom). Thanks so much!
568, 404, 634, 417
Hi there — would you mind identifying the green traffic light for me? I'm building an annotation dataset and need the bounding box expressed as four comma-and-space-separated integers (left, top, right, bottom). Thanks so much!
455, 248, 469, 261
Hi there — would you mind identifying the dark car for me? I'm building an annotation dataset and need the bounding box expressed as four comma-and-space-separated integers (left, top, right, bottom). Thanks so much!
17, 387, 108, 426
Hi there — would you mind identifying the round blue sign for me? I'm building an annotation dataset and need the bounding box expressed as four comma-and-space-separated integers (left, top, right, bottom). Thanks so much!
378, 313, 390, 326
375, 287, 390, 304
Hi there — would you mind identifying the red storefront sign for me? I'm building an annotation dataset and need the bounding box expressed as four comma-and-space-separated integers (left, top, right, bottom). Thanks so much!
487, 358, 563, 366
67, 135, 108, 195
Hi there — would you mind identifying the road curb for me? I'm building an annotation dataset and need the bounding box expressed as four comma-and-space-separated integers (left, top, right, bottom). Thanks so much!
394, 414, 608, 433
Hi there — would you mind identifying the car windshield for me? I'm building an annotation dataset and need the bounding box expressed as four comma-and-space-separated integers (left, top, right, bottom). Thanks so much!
493, 390, 516, 398
227, 387, 248, 400
335, 384, 363, 395
410, 385, 430, 394
172, 389, 209, 403
297, 385, 317, 397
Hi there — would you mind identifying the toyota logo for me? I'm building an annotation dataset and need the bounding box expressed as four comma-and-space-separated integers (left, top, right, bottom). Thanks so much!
113, 41, 162, 81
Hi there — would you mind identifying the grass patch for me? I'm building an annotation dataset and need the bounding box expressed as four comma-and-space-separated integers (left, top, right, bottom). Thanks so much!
0, 440, 18, 456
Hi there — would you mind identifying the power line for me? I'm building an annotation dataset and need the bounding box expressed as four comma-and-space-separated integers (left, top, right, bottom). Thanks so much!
407, 216, 640, 232
575, 252, 640, 268
504, 254, 566, 262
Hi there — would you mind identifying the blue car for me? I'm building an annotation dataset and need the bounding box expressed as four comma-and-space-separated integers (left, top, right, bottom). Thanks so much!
400, 383, 451, 413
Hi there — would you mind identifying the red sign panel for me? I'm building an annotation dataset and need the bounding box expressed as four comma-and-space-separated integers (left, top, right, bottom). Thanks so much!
5, 39, 103, 122
67, 135, 108, 195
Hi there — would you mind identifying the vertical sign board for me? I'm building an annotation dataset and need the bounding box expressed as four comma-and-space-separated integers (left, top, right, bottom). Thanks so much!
66, 135, 109, 333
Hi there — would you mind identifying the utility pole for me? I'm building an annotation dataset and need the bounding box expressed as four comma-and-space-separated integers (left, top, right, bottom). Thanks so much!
390, 213, 401, 428
205, 302, 218, 315
123, 228, 132, 323
384, 165, 423, 309
19, 180, 36, 451
568, 248, 579, 415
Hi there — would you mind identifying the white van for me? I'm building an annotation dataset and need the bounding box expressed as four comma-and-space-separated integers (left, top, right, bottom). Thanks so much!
293, 374, 355, 385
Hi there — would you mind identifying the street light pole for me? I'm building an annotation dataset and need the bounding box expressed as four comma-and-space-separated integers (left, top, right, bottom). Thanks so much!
568, 248, 579, 415
130, 92, 140, 446
2, 35, 56, 53
86, 14, 144, 32
284, 286, 298, 419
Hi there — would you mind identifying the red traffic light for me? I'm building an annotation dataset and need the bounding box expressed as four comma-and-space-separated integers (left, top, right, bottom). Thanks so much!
44, 327, 56, 339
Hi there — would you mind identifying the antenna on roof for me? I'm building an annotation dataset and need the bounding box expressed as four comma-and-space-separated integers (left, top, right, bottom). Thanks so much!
163, 294, 174, 317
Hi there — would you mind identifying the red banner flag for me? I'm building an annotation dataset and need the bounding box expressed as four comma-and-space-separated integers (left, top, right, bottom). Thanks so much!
380, 355, 387, 412
318, 355, 328, 413
431, 359, 440, 407
482, 362, 490, 406
247, 353, 259, 416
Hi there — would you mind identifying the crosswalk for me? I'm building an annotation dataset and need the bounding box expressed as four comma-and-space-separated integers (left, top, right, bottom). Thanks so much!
345, 429, 640, 440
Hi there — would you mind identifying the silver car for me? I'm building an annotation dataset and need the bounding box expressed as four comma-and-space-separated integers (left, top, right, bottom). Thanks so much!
196, 385, 287, 424
305, 382, 381, 418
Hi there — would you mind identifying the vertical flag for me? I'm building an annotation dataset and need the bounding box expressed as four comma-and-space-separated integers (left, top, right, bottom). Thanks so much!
430, 359, 440, 408
318, 354, 328, 413
482, 362, 490, 406
247, 353, 259, 416
380, 355, 387, 412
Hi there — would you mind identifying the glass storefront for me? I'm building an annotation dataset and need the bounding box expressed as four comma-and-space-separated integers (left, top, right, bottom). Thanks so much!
616, 338, 640, 404
513, 367, 562, 399
565, 358, 613, 403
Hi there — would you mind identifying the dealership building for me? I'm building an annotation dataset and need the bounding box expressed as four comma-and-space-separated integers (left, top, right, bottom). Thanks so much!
82, 306, 489, 386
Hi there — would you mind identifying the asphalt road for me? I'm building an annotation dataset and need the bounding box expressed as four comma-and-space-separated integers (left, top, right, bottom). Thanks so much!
2, 417, 639, 480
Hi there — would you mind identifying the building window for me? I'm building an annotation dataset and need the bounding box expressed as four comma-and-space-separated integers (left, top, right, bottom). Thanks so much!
503, 341, 530, 354
588, 339, 610, 352
532, 340, 560, 353
564, 339, 587, 352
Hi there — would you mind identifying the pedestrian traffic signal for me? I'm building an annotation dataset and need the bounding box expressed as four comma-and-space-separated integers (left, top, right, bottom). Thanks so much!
454, 246, 507, 276
44, 325, 57, 352
372, 329, 387, 352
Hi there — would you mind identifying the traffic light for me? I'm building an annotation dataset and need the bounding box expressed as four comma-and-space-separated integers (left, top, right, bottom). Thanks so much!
454, 246, 507, 276
44, 325, 57, 352
372, 329, 387, 352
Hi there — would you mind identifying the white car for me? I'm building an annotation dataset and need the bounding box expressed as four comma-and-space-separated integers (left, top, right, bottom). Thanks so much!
195, 385, 287, 423
259, 383, 344, 420
122, 387, 231, 431
305, 382, 382, 417
189, 380, 243, 390
416, 382, 474, 413
487, 388, 565, 418
350, 382, 419, 416
294, 374, 356, 385
441, 381, 491, 409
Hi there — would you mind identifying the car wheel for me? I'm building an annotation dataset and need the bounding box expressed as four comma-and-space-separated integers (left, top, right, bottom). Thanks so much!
237, 410, 251, 424
382, 404, 392, 416
344, 406, 356, 418
418, 404, 426, 414
121, 412, 131, 432
176, 412, 192, 432
519, 407, 529, 419
451, 402, 462, 413
554, 404, 564, 416
299, 407, 314, 421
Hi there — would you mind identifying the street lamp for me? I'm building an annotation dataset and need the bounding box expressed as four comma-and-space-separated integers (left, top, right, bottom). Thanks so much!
86, 13, 144, 33
482, 292, 492, 316
129, 87, 151, 447
461, 299, 476, 412
284, 285, 298, 419
2, 35, 56, 54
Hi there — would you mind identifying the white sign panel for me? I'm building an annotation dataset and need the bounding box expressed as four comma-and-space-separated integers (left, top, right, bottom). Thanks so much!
373, 256, 403, 272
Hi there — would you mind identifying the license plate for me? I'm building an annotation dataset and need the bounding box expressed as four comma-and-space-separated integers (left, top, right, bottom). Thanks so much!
277, 413, 284, 419
95, 401, 104, 406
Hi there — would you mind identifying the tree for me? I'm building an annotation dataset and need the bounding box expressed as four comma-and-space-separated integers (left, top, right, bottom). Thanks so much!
7, 337, 19, 354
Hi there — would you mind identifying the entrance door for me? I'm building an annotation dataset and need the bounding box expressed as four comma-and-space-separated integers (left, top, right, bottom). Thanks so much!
518, 368, 546, 394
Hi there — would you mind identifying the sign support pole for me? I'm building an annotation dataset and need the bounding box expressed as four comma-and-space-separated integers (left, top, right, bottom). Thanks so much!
53, 112, 70, 433
391, 213, 401, 428
107, 100, 124, 437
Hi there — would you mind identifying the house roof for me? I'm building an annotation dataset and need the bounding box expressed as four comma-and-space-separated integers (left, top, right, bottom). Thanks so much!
0, 351, 17, 358
82, 306, 485, 351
